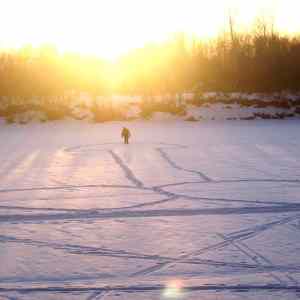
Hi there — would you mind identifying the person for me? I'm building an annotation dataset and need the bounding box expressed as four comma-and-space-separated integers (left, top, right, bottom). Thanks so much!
121, 127, 131, 144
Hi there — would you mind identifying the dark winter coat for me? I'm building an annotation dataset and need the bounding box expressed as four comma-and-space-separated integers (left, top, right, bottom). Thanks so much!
121, 128, 131, 138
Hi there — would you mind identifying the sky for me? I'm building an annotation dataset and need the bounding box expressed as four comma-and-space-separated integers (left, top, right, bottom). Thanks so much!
0, 0, 299, 59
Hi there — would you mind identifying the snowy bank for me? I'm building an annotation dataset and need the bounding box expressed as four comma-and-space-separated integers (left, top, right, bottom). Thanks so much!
1, 92, 300, 124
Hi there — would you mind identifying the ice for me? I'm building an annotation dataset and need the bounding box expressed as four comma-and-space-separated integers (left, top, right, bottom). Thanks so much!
0, 120, 300, 299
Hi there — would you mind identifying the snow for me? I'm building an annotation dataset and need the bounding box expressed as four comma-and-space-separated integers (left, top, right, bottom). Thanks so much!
124, 105, 141, 120
71, 106, 94, 121
151, 112, 180, 121
185, 104, 295, 121
0, 120, 300, 299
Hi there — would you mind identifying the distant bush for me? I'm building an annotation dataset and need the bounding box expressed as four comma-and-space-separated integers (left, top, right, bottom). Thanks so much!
5, 115, 14, 124
43, 105, 70, 121
185, 116, 198, 122
92, 104, 126, 123
139, 100, 186, 120
44, 109, 65, 121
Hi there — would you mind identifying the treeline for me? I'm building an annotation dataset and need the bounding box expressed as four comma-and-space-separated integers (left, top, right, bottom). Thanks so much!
0, 17, 299, 101
0, 46, 110, 98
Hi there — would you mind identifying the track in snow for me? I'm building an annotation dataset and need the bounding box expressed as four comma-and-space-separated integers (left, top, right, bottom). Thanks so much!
1, 127, 300, 299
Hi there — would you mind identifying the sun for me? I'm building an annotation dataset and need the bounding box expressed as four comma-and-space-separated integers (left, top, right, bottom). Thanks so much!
0, 0, 299, 60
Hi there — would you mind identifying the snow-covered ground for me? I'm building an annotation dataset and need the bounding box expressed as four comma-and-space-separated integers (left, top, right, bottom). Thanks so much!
1, 120, 300, 299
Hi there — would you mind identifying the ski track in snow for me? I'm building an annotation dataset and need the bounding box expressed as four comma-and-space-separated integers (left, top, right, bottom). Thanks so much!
1, 284, 300, 295
2, 229, 300, 274
156, 147, 213, 182
86, 291, 108, 300
1, 125, 300, 299
217, 233, 287, 285
130, 214, 300, 277
1, 205, 300, 224
108, 150, 144, 188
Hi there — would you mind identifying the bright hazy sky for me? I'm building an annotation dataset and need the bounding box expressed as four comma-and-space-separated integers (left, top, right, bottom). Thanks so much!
0, 0, 299, 59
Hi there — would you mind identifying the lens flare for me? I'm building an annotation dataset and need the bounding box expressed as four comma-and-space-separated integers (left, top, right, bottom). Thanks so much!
163, 280, 185, 299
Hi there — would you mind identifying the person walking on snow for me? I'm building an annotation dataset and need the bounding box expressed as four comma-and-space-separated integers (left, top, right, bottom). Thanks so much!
121, 127, 131, 144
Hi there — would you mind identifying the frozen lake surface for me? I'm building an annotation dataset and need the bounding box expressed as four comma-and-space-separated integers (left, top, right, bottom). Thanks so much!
1, 120, 300, 299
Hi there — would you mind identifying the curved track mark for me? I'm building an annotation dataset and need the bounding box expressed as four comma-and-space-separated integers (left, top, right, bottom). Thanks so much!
156, 148, 212, 182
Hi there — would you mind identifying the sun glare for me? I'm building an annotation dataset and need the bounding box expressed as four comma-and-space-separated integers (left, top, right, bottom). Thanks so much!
163, 280, 185, 299
0, 0, 299, 59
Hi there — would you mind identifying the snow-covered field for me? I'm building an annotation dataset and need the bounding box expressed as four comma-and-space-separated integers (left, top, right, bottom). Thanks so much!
1, 120, 300, 299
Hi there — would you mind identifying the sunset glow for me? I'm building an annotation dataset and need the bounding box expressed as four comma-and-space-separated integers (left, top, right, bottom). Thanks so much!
1, 0, 299, 59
